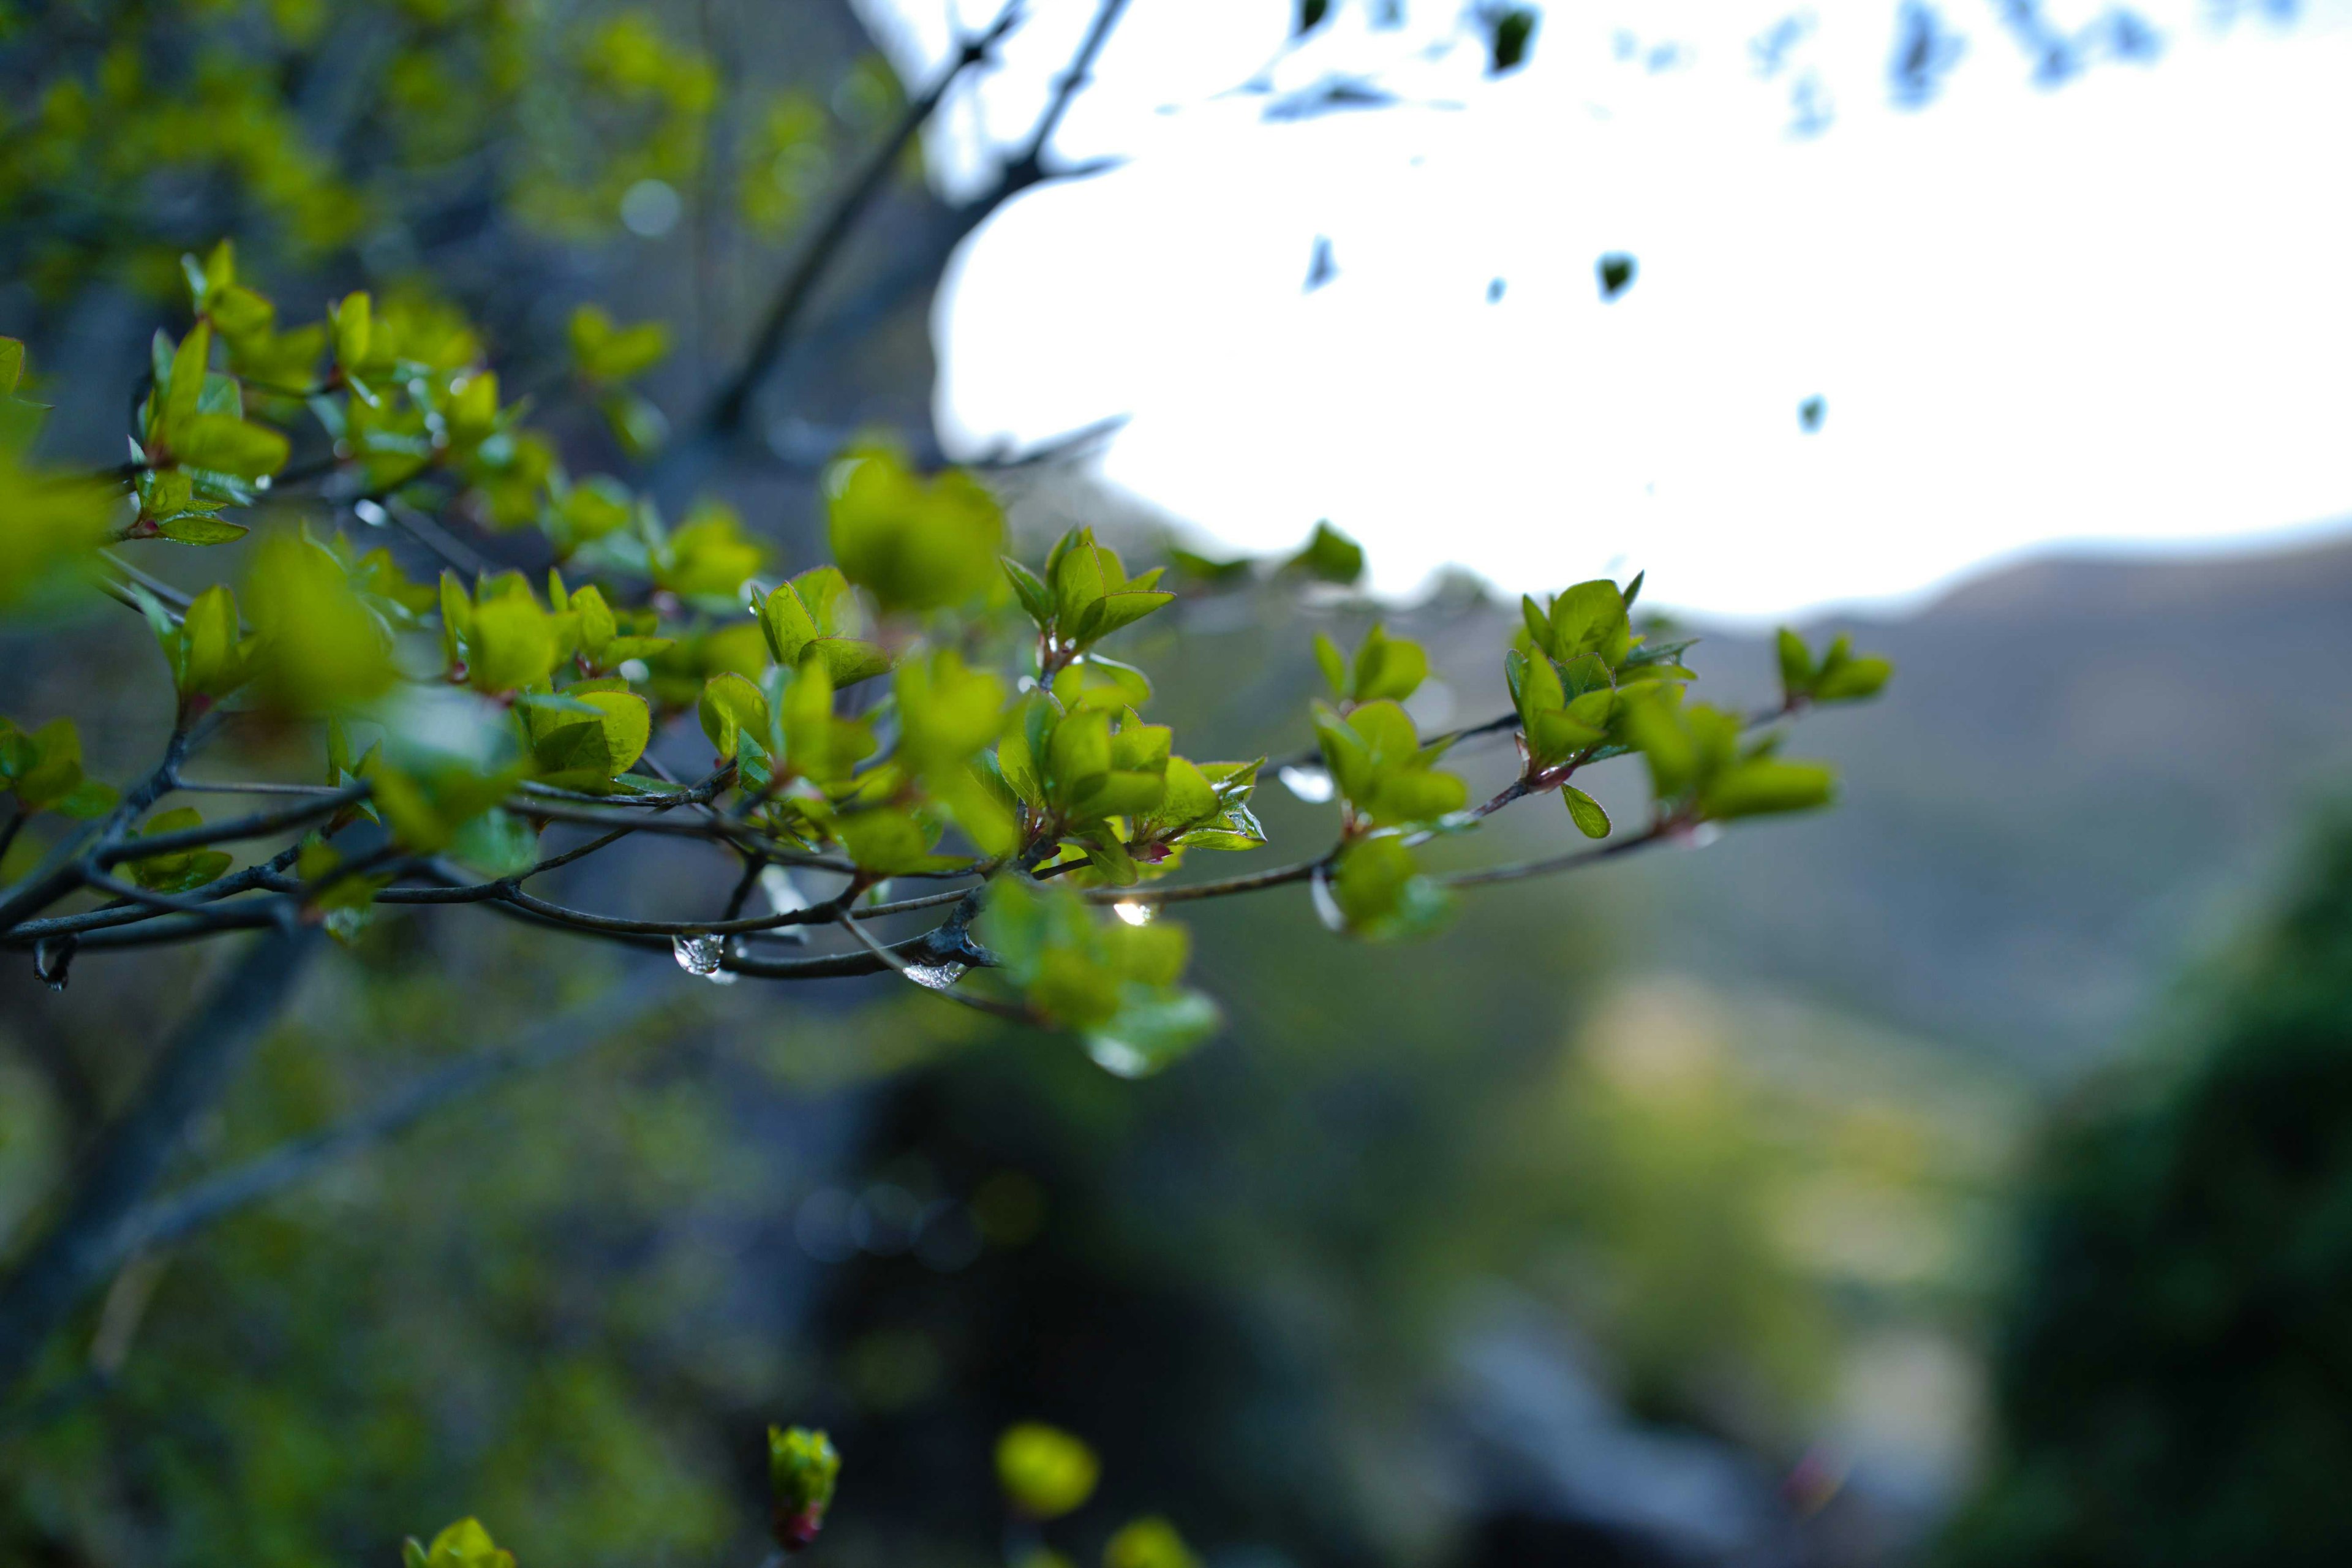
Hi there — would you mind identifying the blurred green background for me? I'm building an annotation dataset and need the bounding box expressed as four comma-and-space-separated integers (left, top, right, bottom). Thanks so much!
7, 2, 2352, 1565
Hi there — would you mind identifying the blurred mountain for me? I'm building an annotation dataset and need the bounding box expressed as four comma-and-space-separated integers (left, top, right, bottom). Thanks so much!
1570, 533, 2352, 1077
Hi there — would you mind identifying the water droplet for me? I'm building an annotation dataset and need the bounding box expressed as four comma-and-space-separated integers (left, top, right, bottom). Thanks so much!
33, 937, 74, 991
1085, 1036, 1155, 1078
619, 177, 682, 237
617, 657, 650, 684
900, 962, 967, 992
352, 498, 389, 527
1308, 864, 1347, 933
672, 931, 736, 982
1680, 823, 1724, 850
758, 865, 812, 944
1112, 900, 1155, 927
1279, 763, 1335, 804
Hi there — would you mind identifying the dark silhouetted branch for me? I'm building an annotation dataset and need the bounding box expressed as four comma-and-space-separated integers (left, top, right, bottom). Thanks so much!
703, 2, 1026, 435
92, 964, 675, 1276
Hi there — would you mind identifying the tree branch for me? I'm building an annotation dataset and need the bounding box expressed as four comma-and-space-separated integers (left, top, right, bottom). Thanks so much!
1433, 825, 1670, 889
88, 963, 674, 1279
1008, 0, 1129, 182
701, 1, 1025, 435
831, 906, 1027, 1020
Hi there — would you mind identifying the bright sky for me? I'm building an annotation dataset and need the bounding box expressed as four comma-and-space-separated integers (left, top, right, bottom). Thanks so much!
859, 0, 2352, 619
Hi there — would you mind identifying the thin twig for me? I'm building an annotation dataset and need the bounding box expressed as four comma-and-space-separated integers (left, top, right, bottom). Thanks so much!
1079, 854, 1327, 906
703, 1, 1025, 434
92, 786, 366, 867
92, 965, 675, 1276
1433, 825, 1670, 889
1009, 0, 1129, 178
0, 925, 322, 1401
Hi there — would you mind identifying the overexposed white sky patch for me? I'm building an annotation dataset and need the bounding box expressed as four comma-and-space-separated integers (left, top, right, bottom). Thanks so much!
861, 0, 2352, 619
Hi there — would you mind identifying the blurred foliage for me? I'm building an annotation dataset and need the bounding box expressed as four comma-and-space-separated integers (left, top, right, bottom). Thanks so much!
1947, 804, 2352, 1568
0, 0, 872, 299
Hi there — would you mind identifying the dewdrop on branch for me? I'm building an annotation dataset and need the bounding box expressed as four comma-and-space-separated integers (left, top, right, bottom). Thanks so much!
672, 932, 737, 983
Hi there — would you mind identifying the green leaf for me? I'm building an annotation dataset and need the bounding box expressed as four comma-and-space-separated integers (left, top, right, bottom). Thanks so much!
1598, 251, 1636, 300
524, 687, 651, 785
1167, 546, 1251, 584
1562, 784, 1611, 839
1104, 1517, 1203, 1568
1812, 635, 1893, 703
1814, 656, 1891, 702
1048, 707, 1114, 809
173, 414, 288, 479
176, 584, 247, 698
1086, 990, 1221, 1079
652, 499, 765, 599
155, 514, 251, 545
124, 807, 232, 893
805, 638, 892, 687
1317, 835, 1454, 941
755, 571, 826, 663
1288, 521, 1363, 584
331, 292, 371, 372
54, 778, 120, 819
1706, 758, 1836, 818
1548, 579, 1631, 664
698, 671, 770, 761
1621, 689, 1696, 799
208, 284, 274, 341
1350, 623, 1427, 703
373, 758, 524, 854
827, 447, 1005, 613
551, 475, 633, 546
832, 807, 962, 875
409, 1518, 514, 1568
896, 649, 1008, 767
1002, 556, 1054, 627
1776, 627, 1814, 698
996, 1423, 1099, 1521
447, 807, 541, 878
11, 717, 91, 811
1153, 756, 1219, 829
1049, 529, 1114, 626
1050, 658, 1152, 713
1520, 594, 1555, 658
164, 323, 212, 445
569, 304, 671, 382
1313, 631, 1346, 698
1071, 589, 1175, 646
600, 390, 669, 456
464, 593, 560, 695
